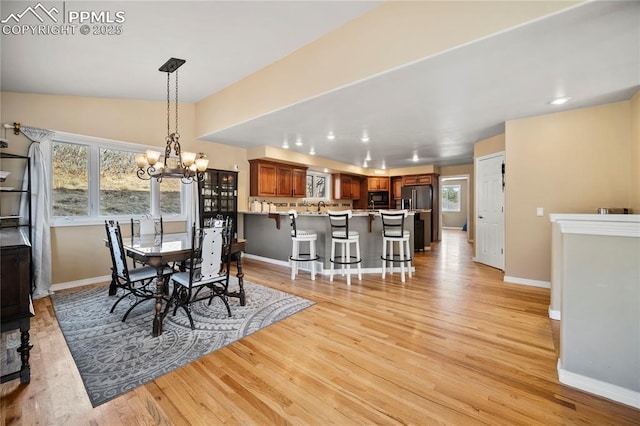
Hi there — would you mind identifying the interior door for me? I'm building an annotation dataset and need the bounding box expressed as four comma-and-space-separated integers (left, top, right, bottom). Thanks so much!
475, 152, 505, 270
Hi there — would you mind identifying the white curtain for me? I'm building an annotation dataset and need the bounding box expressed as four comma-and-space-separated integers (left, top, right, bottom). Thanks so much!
19, 126, 53, 299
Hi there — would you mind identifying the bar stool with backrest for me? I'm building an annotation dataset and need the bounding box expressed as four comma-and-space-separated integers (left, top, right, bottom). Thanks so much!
380, 210, 413, 282
288, 210, 319, 280
328, 209, 362, 285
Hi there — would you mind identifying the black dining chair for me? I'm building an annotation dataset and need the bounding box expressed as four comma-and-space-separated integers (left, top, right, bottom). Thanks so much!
105, 220, 173, 322
167, 218, 233, 329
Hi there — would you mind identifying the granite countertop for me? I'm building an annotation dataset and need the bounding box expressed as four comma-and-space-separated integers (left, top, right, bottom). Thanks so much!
240, 210, 425, 216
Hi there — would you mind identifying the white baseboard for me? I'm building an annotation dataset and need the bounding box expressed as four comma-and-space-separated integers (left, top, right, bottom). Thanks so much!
503, 275, 551, 289
548, 307, 561, 320
557, 360, 640, 409
51, 274, 111, 293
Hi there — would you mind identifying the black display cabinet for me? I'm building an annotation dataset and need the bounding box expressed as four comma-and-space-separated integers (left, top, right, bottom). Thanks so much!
198, 168, 238, 239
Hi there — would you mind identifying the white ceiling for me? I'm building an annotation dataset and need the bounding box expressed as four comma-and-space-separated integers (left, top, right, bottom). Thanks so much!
2, 1, 639, 169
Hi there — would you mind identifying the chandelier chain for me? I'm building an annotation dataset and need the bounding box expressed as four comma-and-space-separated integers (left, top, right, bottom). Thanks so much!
175, 70, 179, 135
166, 72, 170, 137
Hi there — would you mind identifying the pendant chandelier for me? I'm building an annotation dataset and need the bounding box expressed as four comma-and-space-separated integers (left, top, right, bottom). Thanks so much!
135, 57, 208, 183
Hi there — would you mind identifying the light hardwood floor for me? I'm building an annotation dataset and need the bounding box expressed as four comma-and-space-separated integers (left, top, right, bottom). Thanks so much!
2, 229, 639, 425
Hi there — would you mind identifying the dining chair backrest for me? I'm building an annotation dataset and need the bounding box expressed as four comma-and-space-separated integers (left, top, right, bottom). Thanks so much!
188, 217, 232, 283
131, 216, 163, 237
380, 210, 408, 238
328, 209, 353, 239
105, 220, 130, 281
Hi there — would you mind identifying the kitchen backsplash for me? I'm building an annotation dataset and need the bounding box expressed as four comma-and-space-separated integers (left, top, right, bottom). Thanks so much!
248, 197, 351, 213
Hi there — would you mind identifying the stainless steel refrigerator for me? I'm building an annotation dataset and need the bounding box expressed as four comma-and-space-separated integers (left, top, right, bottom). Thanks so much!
400, 185, 432, 210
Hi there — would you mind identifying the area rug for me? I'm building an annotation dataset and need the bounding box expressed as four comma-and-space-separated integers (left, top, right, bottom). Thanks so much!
51, 278, 314, 407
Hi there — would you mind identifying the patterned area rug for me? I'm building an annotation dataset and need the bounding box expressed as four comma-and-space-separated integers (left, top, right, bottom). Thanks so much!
51, 278, 314, 407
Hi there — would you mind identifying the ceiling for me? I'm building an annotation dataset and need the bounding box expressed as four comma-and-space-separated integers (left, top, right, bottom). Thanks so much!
2, 1, 639, 170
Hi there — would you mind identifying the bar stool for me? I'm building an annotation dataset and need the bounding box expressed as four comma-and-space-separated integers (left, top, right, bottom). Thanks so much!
328, 209, 362, 285
288, 210, 318, 280
380, 210, 412, 282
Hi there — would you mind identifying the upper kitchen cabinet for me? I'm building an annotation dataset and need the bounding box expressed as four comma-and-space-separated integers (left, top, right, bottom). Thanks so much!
249, 159, 307, 198
333, 173, 361, 200
367, 177, 389, 191
403, 174, 432, 186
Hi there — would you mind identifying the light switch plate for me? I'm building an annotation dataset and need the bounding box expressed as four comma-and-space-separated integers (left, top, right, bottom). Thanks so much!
536, 207, 544, 217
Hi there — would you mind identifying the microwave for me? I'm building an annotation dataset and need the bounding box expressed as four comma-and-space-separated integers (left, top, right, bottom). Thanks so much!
368, 191, 389, 207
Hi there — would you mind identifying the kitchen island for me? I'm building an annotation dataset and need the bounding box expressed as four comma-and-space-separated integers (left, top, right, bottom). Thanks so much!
243, 210, 422, 273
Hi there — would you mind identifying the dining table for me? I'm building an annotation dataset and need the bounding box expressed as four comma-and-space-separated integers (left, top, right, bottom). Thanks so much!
115, 232, 246, 337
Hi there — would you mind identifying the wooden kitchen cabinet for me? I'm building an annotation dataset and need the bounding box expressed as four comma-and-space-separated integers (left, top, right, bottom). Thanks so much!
392, 177, 403, 200
292, 168, 307, 198
403, 174, 432, 186
367, 177, 389, 191
250, 160, 308, 197
333, 173, 362, 200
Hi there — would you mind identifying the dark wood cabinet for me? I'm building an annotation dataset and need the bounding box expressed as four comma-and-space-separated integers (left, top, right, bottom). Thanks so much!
199, 168, 238, 238
0, 151, 33, 384
250, 160, 308, 197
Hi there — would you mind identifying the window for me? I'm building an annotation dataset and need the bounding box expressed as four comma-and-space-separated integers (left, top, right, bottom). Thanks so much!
51, 133, 187, 225
306, 172, 330, 199
441, 184, 461, 212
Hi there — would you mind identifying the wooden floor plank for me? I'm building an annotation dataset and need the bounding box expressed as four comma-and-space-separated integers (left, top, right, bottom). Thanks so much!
2, 229, 639, 424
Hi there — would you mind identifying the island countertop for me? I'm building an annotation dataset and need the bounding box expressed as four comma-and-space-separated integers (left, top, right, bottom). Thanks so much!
242, 210, 423, 271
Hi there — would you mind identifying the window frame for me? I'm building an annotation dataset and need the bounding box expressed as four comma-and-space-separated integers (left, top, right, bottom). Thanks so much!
305, 171, 331, 200
50, 132, 190, 227
441, 184, 461, 213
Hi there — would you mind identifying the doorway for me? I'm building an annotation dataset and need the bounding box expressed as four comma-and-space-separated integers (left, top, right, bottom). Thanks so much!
475, 152, 505, 270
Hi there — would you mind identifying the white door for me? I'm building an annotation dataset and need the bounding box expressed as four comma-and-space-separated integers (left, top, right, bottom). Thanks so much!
475, 152, 504, 270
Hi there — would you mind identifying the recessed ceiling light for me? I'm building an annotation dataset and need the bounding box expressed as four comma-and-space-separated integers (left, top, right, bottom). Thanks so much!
363, 161, 368, 168
282, 142, 289, 149
361, 135, 370, 143
381, 161, 386, 170
327, 131, 335, 140
295, 136, 303, 146
412, 153, 419, 162
550, 96, 571, 105
365, 152, 371, 161
309, 148, 316, 155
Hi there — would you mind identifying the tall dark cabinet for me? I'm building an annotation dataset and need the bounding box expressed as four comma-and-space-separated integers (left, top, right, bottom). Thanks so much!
198, 168, 238, 239
0, 150, 33, 384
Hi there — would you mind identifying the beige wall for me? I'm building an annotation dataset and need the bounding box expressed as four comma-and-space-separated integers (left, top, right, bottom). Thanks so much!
196, 1, 577, 137
1, 92, 248, 284
630, 92, 640, 212
504, 100, 632, 283
474, 133, 505, 158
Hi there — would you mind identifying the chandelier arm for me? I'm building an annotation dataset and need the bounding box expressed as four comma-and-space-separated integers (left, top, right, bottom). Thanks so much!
137, 168, 152, 180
